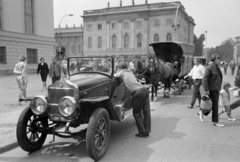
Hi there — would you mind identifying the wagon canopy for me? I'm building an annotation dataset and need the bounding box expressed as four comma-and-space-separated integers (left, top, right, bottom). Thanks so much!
149, 42, 195, 62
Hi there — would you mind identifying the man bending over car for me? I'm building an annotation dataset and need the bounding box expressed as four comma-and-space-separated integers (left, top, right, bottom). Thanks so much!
114, 62, 151, 138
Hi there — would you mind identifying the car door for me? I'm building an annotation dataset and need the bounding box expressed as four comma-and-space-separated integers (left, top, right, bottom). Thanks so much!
110, 77, 132, 109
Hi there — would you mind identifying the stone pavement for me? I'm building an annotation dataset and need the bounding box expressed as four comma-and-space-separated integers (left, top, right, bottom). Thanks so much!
0, 74, 51, 144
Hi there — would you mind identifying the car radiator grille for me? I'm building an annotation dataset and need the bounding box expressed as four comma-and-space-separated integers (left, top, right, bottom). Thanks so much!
48, 89, 75, 116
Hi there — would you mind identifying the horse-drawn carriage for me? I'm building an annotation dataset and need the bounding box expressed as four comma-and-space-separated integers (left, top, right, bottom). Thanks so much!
148, 41, 194, 99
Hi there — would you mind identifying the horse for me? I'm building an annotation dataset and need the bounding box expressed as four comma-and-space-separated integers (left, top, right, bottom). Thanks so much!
134, 59, 150, 84
147, 53, 174, 99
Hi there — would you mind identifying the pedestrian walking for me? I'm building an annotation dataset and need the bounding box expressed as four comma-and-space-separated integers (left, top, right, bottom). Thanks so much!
114, 62, 151, 138
13, 54, 28, 105
218, 82, 236, 121
223, 61, 228, 75
198, 54, 224, 127
230, 60, 236, 76
49, 56, 61, 84
221, 65, 240, 115
184, 58, 205, 108
37, 57, 49, 91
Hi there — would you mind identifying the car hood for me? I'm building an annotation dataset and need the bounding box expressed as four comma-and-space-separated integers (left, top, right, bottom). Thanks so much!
70, 73, 112, 92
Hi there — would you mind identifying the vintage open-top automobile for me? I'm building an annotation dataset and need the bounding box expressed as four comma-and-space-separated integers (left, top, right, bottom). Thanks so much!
16, 56, 150, 161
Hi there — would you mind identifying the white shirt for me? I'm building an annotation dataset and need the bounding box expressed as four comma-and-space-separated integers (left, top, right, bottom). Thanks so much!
129, 62, 134, 70
114, 69, 143, 93
187, 64, 205, 80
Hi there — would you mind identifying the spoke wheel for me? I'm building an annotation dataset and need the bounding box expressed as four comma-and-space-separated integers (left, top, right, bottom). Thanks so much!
17, 106, 48, 152
86, 108, 110, 161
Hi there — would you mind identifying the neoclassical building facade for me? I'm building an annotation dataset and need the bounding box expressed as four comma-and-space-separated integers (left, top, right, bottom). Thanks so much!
0, 0, 55, 75
81, 1, 195, 56
54, 26, 84, 56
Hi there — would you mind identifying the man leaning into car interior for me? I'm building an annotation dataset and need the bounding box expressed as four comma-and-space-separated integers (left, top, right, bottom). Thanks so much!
114, 62, 151, 138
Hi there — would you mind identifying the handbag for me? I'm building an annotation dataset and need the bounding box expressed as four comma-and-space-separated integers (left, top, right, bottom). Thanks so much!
233, 89, 240, 98
200, 95, 212, 111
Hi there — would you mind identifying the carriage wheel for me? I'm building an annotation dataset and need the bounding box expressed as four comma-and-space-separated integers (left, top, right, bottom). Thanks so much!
179, 80, 184, 94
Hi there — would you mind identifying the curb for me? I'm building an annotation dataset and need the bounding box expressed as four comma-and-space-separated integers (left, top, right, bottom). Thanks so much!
0, 138, 18, 154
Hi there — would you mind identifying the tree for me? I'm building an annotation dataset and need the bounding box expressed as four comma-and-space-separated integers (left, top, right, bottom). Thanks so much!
207, 42, 233, 62
193, 34, 205, 56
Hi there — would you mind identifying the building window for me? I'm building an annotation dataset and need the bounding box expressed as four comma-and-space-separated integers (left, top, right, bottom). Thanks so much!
154, 20, 160, 27
124, 22, 129, 29
78, 45, 81, 53
124, 34, 129, 49
154, 34, 159, 42
136, 21, 142, 29
87, 24, 92, 32
98, 24, 102, 30
167, 33, 172, 41
112, 35, 117, 49
24, 0, 35, 34
88, 37, 92, 48
167, 19, 173, 26
0, 46, 6, 63
98, 37, 102, 48
27, 48, 37, 64
137, 33, 142, 48
112, 23, 116, 29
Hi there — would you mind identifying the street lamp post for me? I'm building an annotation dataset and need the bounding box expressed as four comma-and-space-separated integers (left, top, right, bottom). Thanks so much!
172, 3, 181, 41
205, 31, 207, 57
58, 14, 74, 29
57, 14, 73, 58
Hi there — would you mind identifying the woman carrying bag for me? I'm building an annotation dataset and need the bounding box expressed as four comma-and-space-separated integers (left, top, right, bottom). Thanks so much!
198, 54, 224, 127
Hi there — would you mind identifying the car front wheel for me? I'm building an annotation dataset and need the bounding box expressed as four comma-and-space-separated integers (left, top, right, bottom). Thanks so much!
86, 108, 111, 161
16, 106, 48, 152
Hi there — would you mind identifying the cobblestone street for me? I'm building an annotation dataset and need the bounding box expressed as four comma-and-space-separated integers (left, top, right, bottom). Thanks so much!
0, 74, 51, 143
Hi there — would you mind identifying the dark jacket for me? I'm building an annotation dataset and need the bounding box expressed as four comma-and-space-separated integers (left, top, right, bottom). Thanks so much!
202, 63, 222, 91
234, 66, 240, 87
37, 62, 49, 75
49, 62, 61, 77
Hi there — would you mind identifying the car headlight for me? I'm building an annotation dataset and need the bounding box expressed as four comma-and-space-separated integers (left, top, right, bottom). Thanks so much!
58, 96, 77, 117
30, 96, 48, 115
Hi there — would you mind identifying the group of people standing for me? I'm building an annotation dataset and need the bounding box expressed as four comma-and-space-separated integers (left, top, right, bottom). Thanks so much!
185, 54, 240, 127
222, 60, 236, 75
14, 55, 68, 105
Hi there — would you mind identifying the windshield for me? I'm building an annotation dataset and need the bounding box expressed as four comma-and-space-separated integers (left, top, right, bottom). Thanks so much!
68, 56, 114, 76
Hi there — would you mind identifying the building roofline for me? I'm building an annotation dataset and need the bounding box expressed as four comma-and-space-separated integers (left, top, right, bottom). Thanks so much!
81, 1, 195, 25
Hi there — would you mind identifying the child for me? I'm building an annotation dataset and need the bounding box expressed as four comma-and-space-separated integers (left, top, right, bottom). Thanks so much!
218, 82, 236, 121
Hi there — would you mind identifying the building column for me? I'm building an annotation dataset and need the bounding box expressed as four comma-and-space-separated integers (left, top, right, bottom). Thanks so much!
144, 17, 149, 53
106, 21, 110, 49
130, 19, 135, 49
118, 20, 122, 49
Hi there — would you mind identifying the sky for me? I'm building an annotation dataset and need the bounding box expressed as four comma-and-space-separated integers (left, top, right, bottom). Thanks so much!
53, 0, 240, 48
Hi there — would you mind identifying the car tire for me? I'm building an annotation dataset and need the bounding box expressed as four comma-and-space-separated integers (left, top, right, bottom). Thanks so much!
86, 108, 111, 161
16, 106, 48, 152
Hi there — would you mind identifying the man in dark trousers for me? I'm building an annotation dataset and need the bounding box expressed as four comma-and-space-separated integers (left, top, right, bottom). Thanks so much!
200, 54, 223, 126
184, 58, 205, 108
114, 62, 151, 138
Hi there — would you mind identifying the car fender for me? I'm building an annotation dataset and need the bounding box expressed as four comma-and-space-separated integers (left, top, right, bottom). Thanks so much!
81, 96, 120, 121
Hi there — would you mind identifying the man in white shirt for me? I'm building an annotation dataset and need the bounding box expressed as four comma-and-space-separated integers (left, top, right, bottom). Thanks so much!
184, 58, 205, 108
128, 59, 135, 73
114, 62, 151, 138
